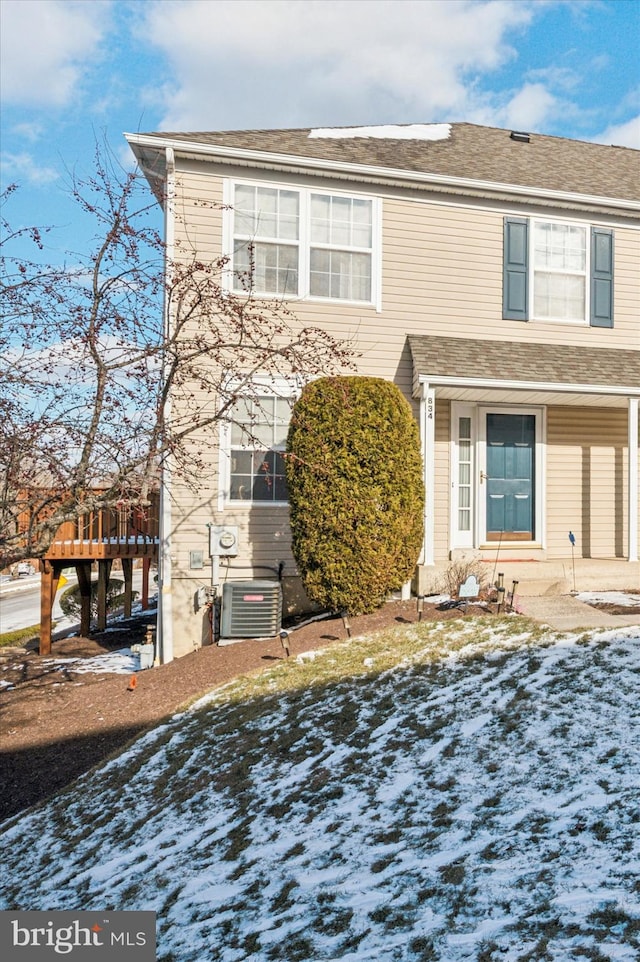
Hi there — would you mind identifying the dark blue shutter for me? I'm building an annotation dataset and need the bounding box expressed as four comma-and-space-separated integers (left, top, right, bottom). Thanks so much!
590, 228, 614, 328
503, 217, 529, 320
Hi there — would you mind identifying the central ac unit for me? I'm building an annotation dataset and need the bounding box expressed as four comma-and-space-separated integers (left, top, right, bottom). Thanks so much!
220, 581, 283, 640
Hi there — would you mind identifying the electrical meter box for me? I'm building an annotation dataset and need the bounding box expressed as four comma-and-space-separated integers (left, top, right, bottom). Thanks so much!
209, 524, 239, 557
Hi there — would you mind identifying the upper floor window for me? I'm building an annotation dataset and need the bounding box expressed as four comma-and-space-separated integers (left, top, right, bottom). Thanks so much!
233, 185, 300, 296
503, 217, 613, 328
532, 221, 586, 322
229, 181, 377, 305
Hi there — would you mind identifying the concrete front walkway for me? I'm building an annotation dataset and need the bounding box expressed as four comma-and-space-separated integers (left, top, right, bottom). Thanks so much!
518, 594, 640, 633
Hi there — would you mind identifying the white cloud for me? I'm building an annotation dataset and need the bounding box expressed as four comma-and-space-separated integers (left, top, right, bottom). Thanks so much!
140, 0, 536, 130
592, 114, 640, 149
500, 82, 560, 131
1, 152, 59, 186
0, 0, 109, 107
11, 121, 44, 143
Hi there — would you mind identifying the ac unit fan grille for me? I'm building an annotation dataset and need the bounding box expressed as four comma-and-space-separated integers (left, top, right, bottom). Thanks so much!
220, 581, 283, 639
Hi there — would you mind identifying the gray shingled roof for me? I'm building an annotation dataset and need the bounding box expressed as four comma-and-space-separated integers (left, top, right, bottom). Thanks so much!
140, 122, 639, 202
408, 336, 640, 389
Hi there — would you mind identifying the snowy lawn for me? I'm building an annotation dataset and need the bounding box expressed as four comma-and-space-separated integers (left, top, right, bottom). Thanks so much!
1, 615, 639, 961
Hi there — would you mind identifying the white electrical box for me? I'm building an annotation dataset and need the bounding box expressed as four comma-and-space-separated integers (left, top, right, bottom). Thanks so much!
209, 524, 239, 557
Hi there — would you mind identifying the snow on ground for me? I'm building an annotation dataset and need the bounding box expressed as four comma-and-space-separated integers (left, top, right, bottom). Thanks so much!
577, 590, 640, 608
1, 617, 639, 961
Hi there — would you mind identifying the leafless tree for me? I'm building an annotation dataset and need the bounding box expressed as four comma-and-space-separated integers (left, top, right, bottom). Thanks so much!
0, 146, 354, 567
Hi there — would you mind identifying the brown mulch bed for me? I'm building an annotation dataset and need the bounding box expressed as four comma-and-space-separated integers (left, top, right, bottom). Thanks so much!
0, 600, 493, 823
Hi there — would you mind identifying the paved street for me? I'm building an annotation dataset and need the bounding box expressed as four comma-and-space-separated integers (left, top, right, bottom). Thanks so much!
0, 569, 149, 634
0, 575, 47, 633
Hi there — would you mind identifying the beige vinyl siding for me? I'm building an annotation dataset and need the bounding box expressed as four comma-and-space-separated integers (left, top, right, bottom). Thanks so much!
172, 164, 225, 262
546, 407, 631, 559
434, 402, 451, 563
164, 162, 638, 655
171, 164, 638, 384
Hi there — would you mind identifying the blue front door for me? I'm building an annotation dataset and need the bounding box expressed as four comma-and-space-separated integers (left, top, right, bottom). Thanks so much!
486, 414, 535, 540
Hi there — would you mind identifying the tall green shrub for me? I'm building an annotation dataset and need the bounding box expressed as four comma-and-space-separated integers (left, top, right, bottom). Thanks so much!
286, 376, 424, 614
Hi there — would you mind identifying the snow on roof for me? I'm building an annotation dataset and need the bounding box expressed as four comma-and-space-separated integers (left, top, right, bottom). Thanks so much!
308, 123, 452, 141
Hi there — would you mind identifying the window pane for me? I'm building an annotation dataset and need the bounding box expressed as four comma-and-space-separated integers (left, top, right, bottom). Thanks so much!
278, 190, 300, 240
252, 424, 273, 448
234, 185, 257, 234
330, 196, 353, 246
239, 187, 298, 241
252, 475, 273, 501
231, 451, 252, 475
273, 425, 288, 448
352, 199, 373, 246
310, 249, 371, 301
230, 476, 252, 500
311, 194, 372, 249
274, 475, 289, 502
534, 272, 585, 320
252, 243, 298, 294
254, 396, 275, 423
310, 194, 331, 243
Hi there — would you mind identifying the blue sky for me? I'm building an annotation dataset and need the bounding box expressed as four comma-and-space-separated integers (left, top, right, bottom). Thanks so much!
1, 0, 639, 258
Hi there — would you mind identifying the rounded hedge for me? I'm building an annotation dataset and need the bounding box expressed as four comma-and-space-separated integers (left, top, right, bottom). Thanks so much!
285, 376, 424, 615
59, 578, 138, 620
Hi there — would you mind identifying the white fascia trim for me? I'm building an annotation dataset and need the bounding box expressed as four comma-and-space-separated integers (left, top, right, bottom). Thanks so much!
124, 134, 640, 214
416, 374, 640, 398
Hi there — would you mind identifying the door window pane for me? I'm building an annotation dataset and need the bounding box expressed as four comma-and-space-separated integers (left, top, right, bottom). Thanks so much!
457, 417, 472, 532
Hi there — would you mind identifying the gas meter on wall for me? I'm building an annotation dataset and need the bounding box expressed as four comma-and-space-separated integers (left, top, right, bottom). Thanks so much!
209, 524, 239, 557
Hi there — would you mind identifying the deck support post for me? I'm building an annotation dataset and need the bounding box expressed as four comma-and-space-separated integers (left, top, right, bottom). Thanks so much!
96, 559, 113, 632
122, 558, 133, 618
141, 557, 151, 610
38, 560, 65, 655
75, 561, 93, 637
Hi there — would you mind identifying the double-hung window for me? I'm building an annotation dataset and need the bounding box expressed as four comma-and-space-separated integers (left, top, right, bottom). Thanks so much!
503, 217, 614, 327
229, 181, 376, 305
226, 394, 291, 504
532, 221, 586, 322
309, 194, 372, 301
233, 185, 300, 296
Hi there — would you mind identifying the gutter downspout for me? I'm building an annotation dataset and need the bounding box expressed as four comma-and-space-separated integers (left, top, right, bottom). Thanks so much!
158, 146, 175, 664
629, 397, 639, 563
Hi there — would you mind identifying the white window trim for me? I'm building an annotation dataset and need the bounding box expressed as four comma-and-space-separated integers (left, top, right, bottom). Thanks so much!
530, 217, 590, 326
223, 177, 382, 311
218, 376, 296, 511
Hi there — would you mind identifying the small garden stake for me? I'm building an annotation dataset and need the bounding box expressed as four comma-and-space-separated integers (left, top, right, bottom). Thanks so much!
569, 531, 577, 593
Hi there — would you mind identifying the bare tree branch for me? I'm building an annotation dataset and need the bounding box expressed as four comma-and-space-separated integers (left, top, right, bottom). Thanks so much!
0, 143, 355, 567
